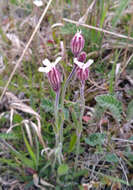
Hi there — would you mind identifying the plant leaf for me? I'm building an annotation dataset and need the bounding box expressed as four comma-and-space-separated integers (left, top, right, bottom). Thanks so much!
105, 153, 119, 163
23, 131, 37, 169
69, 133, 77, 152
85, 133, 106, 146
57, 164, 69, 176
95, 94, 122, 122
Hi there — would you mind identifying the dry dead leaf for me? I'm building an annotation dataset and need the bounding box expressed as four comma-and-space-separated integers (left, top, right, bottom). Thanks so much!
5, 92, 40, 118
33, 173, 46, 190
6, 33, 21, 49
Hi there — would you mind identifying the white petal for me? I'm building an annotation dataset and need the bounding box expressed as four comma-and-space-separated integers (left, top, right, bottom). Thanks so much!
74, 58, 84, 68
83, 59, 94, 69
54, 57, 62, 65
33, 0, 43, 7
38, 67, 50, 73
42, 59, 51, 66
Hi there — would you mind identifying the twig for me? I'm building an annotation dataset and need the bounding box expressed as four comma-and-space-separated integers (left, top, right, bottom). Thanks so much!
0, 0, 53, 101
78, 0, 97, 24
120, 52, 133, 74
122, 14, 133, 75
112, 137, 133, 144
118, 158, 129, 186
63, 18, 133, 41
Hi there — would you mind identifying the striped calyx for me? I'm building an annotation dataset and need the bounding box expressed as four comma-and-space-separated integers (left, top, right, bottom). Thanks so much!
74, 58, 94, 82
70, 30, 85, 57
76, 67, 89, 81
38, 57, 61, 92
48, 67, 61, 92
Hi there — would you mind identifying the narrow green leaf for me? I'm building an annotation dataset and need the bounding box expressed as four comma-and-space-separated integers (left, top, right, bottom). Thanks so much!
23, 133, 37, 169
112, 0, 131, 27
0, 139, 34, 168
69, 133, 77, 152
0, 133, 18, 140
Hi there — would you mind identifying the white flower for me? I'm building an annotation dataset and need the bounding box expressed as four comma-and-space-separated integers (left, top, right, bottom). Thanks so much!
38, 57, 62, 73
33, 0, 43, 7
74, 58, 94, 70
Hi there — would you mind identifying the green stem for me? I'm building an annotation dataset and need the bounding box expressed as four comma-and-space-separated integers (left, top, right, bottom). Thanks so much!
54, 65, 77, 164
61, 65, 77, 109
54, 90, 64, 165
60, 65, 77, 144
75, 81, 85, 170
54, 90, 60, 147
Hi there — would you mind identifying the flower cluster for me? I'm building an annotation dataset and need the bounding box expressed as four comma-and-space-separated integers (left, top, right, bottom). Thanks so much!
38, 30, 93, 92
38, 30, 94, 166
70, 30, 94, 82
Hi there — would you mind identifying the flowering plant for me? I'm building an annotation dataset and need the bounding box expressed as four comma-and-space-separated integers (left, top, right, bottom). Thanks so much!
38, 30, 94, 167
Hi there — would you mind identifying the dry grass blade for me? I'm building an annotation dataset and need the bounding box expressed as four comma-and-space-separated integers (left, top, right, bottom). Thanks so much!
78, 0, 97, 24
120, 52, 133, 74
40, 178, 54, 188
0, 0, 53, 101
6, 33, 21, 49
11, 102, 40, 118
30, 120, 46, 149
5, 92, 46, 148
6, 92, 40, 118
0, 177, 19, 187
33, 173, 46, 190
0, 54, 5, 72
63, 18, 133, 41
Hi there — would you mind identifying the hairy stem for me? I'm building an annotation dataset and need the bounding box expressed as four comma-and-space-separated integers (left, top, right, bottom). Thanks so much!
54, 90, 60, 147
75, 81, 85, 170
61, 65, 77, 109
60, 64, 77, 144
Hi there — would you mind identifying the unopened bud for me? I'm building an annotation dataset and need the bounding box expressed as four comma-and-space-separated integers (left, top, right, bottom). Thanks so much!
70, 30, 85, 57
77, 51, 86, 62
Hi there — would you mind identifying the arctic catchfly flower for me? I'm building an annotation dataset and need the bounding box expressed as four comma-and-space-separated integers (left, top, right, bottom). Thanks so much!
74, 57, 94, 82
38, 57, 61, 92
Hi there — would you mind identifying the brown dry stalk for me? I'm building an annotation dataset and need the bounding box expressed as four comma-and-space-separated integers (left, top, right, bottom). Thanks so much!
0, 0, 53, 101
63, 18, 133, 41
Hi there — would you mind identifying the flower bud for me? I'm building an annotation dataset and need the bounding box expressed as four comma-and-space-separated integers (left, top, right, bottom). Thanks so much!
77, 51, 86, 62
70, 30, 85, 57
48, 67, 61, 92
